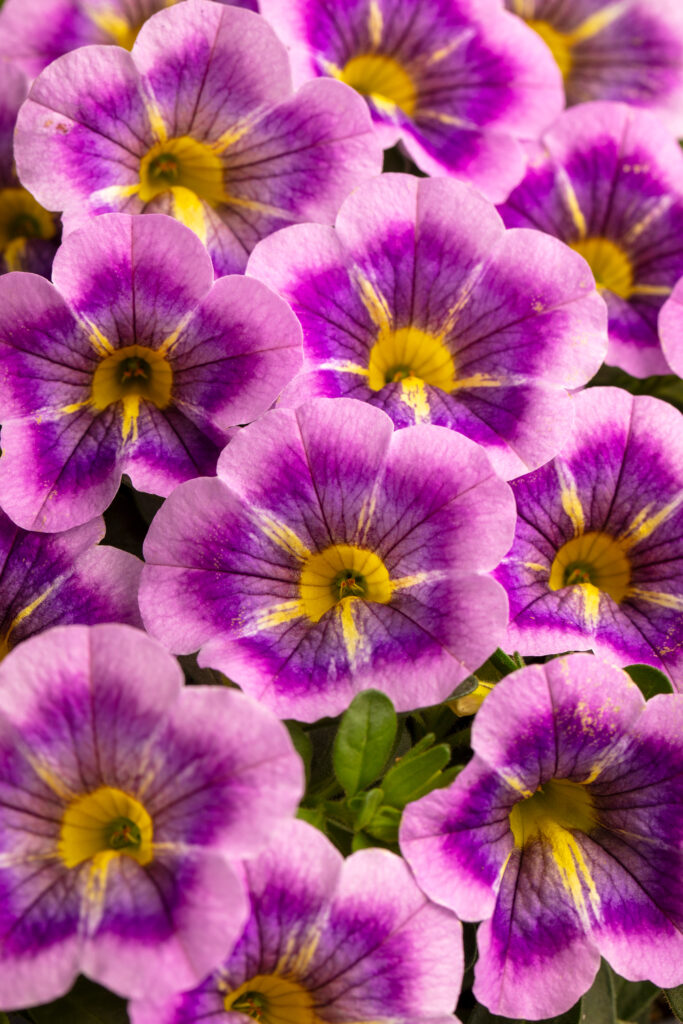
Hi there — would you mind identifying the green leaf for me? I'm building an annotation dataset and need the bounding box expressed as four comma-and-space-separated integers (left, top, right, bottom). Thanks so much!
332, 690, 397, 797
285, 721, 313, 783
365, 805, 402, 844
467, 1003, 581, 1023
665, 983, 683, 1021
624, 664, 673, 699
578, 960, 616, 1023
612, 976, 659, 1021
348, 787, 384, 831
28, 977, 129, 1024
381, 744, 451, 808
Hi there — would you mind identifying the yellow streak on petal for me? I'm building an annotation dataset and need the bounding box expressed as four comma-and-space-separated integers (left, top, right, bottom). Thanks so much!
417, 109, 469, 129
368, 0, 383, 48
90, 183, 141, 207
391, 570, 445, 592
547, 822, 601, 928
556, 462, 585, 535
0, 582, 60, 654
627, 588, 683, 611
212, 118, 256, 153
400, 376, 430, 423
425, 38, 462, 67
629, 284, 672, 297
144, 95, 167, 144
355, 271, 393, 333
566, 1, 632, 45
171, 186, 207, 244
275, 928, 322, 977
82, 319, 115, 358
255, 514, 311, 562
337, 597, 363, 666
158, 311, 194, 356
22, 753, 74, 801
557, 167, 587, 239
318, 359, 369, 377
121, 394, 140, 442
502, 774, 535, 799
618, 492, 683, 549
221, 193, 299, 221
523, 562, 548, 572
621, 196, 672, 246
356, 491, 377, 546
578, 582, 601, 629
450, 373, 501, 390
238, 600, 306, 636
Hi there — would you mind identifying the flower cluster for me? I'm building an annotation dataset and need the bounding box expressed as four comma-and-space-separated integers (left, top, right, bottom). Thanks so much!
0, 1, 681, 1023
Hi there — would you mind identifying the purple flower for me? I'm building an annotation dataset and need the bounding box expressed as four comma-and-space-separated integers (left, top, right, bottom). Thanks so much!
658, 277, 683, 377
129, 819, 463, 1024
499, 102, 683, 377
0, 0, 259, 79
0, 623, 304, 1008
14, 0, 382, 276
258, 0, 564, 200
0, 213, 302, 531
0, 61, 59, 276
0, 507, 141, 657
401, 654, 683, 1018
247, 173, 607, 480
140, 397, 515, 722
493, 387, 683, 689
505, 0, 683, 133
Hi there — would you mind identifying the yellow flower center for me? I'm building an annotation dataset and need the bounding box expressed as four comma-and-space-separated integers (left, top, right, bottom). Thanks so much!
510, 778, 596, 847
299, 544, 392, 623
138, 135, 225, 204
0, 187, 56, 271
91, 344, 173, 441
570, 237, 634, 300
58, 786, 153, 868
549, 530, 631, 603
224, 975, 317, 1023
526, 19, 573, 77
367, 326, 456, 392
339, 53, 417, 116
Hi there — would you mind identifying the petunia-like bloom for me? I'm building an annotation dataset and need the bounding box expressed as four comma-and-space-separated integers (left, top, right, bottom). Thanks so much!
0, 506, 142, 658
400, 654, 683, 1019
140, 397, 515, 722
499, 102, 683, 377
0, 0, 258, 78
493, 387, 683, 689
258, 0, 563, 200
0, 213, 302, 532
505, 0, 683, 134
659, 277, 683, 378
248, 174, 607, 480
0, 623, 304, 1009
14, 1, 382, 277
0, 61, 59, 277
129, 818, 463, 1024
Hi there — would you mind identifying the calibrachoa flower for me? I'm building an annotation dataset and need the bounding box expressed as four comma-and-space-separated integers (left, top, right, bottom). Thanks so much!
400, 655, 683, 1019
505, 0, 683, 133
659, 276, 683, 378
140, 397, 515, 722
248, 174, 607, 480
499, 102, 683, 377
0, 0, 258, 78
0, 213, 302, 532
258, 0, 564, 200
0, 507, 142, 657
0, 623, 304, 1009
129, 819, 463, 1024
14, 0, 382, 276
0, 61, 59, 276
494, 387, 683, 689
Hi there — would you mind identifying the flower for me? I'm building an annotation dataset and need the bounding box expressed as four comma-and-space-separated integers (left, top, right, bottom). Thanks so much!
505, 0, 683, 133
0, 623, 304, 1008
0, 0, 258, 78
400, 654, 683, 1018
0, 61, 59, 276
14, 0, 382, 276
499, 102, 683, 377
129, 818, 463, 1024
493, 387, 683, 689
258, 0, 563, 200
658, 276, 683, 377
0, 212, 302, 531
140, 397, 515, 722
247, 173, 607, 480
0, 506, 142, 657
